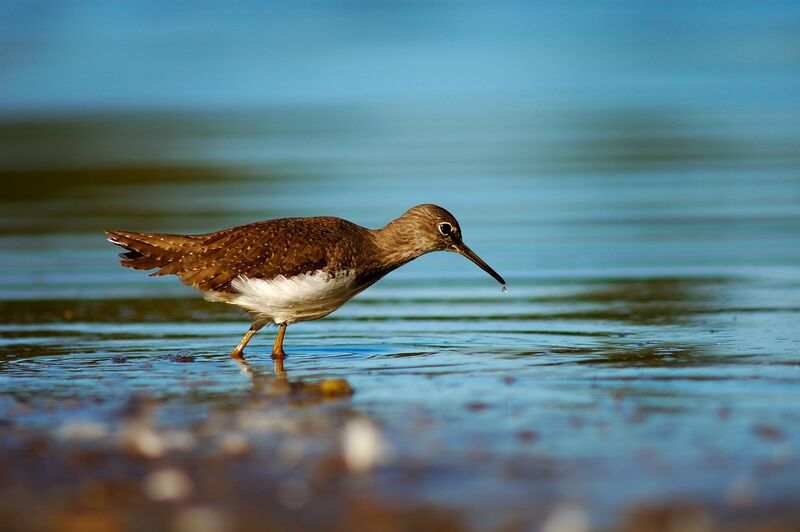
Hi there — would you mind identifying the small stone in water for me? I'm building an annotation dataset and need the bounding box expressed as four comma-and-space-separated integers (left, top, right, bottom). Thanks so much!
143, 468, 193, 501
111, 355, 128, 363
121, 423, 166, 458
170, 351, 195, 363
317, 379, 354, 397
342, 418, 391, 473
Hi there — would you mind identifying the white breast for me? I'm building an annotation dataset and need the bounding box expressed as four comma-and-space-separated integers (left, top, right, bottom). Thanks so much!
210, 270, 363, 326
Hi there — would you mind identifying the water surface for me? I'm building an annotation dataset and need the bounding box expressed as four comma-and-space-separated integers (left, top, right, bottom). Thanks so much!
1, 2, 800, 530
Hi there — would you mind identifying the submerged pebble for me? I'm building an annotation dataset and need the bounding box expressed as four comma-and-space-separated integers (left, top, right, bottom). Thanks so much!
120, 423, 166, 458
342, 418, 391, 473
143, 468, 193, 501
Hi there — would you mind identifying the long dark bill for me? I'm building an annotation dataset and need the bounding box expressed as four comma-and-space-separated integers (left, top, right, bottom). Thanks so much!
454, 243, 506, 285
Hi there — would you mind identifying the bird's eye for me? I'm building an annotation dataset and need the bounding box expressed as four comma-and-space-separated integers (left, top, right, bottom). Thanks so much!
438, 222, 452, 236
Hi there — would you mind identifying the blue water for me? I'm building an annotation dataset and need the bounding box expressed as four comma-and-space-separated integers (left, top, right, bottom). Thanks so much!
1, 1, 800, 528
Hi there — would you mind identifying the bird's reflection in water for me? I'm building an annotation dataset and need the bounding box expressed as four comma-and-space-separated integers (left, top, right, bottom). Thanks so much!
233, 356, 353, 400
273, 357, 286, 378
234, 356, 286, 380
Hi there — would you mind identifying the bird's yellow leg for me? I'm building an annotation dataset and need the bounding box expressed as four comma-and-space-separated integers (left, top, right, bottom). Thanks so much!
230, 326, 258, 360
272, 324, 287, 359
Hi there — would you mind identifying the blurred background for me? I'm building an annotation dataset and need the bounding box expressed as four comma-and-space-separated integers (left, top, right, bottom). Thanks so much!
2, 0, 799, 293
2, 1, 800, 530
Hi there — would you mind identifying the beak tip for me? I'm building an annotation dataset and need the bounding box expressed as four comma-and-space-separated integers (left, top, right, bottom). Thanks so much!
455, 243, 505, 287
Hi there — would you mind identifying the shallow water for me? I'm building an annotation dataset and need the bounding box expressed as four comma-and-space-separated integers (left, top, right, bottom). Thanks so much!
2, 172, 800, 527
2, 2, 800, 530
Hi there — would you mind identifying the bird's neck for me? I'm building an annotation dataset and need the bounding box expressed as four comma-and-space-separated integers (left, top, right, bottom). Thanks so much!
370, 219, 431, 272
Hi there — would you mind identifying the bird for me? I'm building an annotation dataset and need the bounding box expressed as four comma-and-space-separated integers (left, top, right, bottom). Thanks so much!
106, 204, 505, 360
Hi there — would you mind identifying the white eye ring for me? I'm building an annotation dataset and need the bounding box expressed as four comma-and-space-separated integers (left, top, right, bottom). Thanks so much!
438, 222, 452, 236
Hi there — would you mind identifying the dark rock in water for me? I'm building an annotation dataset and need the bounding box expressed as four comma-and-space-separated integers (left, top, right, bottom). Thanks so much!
111, 355, 128, 363
169, 351, 195, 363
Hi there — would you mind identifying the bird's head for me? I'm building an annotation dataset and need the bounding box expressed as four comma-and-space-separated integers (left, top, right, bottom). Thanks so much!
387, 204, 506, 285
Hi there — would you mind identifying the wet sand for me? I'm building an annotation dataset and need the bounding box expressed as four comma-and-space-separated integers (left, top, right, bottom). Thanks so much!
1, 356, 799, 532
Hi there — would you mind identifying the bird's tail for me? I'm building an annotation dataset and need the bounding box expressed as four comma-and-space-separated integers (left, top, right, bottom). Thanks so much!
105, 230, 201, 276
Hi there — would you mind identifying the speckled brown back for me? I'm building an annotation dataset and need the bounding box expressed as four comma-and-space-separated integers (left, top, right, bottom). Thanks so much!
106, 216, 379, 293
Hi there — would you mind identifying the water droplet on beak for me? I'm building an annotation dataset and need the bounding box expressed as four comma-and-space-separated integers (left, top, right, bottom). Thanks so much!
501, 285, 508, 294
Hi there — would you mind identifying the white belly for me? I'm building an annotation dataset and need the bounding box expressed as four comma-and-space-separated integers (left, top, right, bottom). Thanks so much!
207, 270, 363, 326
